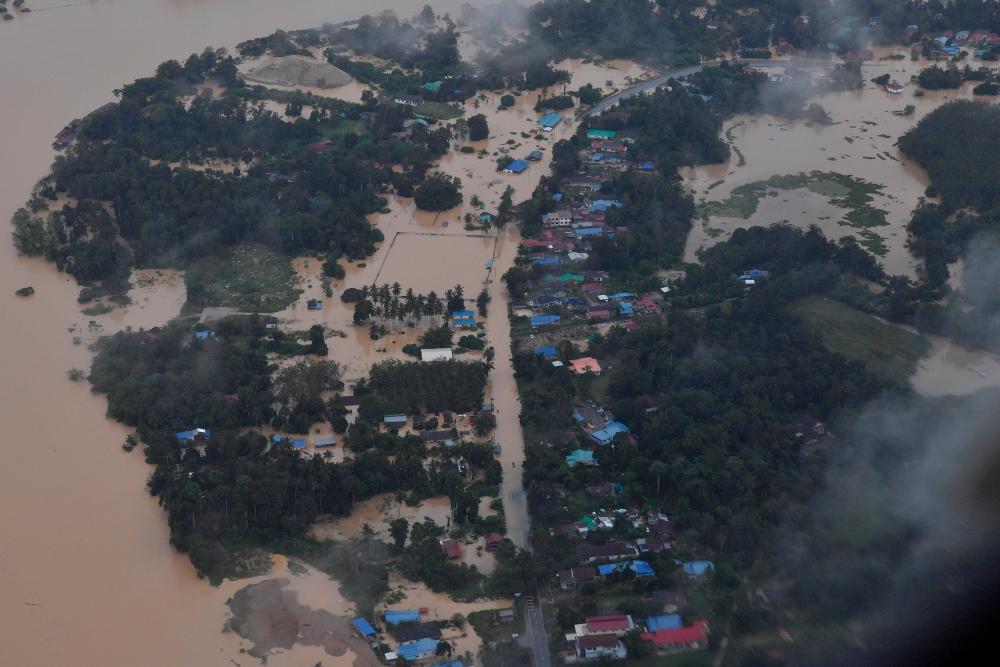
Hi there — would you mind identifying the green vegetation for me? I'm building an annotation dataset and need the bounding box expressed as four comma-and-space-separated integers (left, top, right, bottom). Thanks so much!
416, 101, 464, 120
467, 608, 525, 644
185, 245, 301, 312
414, 172, 463, 211
790, 296, 929, 386
367, 359, 488, 413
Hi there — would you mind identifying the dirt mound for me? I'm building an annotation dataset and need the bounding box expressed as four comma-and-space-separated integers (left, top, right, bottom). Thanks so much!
226, 578, 368, 662
244, 55, 352, 89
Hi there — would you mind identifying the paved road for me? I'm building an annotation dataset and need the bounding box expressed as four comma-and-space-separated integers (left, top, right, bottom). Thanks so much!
520, 587, 552, 667
586, 58, 875, 116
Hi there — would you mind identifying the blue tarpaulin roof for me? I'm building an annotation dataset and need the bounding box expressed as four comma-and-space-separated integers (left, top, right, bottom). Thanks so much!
538, 112, 562, 127
589, 199, 623, 212
384, 610, 421, 625
682, 560, 714, 576
597, 560, 656, 577
589, 420, 630, 445
530, 314, 560, 327
353, 618, 377, 636
504, 159, 529, 173
397, 637, 440, 659
175, 428, 211, 443
566, 449, 595, 466
535, 346, 558, 359
646, 614, 683, 631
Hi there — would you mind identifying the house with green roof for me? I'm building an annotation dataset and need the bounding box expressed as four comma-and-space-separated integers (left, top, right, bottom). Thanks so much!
587, 129, 617, 140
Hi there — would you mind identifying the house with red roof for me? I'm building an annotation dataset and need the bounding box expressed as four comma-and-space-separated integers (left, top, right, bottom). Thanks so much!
484, 533, 503, 551
585, 307, 613, 321
575, 614, 635, 637
642, 620, 710, 654
440, 538, 462, 559
634, 298, 659, 315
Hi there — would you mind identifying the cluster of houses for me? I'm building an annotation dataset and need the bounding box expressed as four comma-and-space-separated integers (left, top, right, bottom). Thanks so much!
352, 611, 470, 666
561, 612, 711, 662
926, 29, 1000, 58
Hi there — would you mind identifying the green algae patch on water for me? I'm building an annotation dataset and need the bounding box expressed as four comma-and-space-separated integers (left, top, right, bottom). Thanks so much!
696, 171, 891, 255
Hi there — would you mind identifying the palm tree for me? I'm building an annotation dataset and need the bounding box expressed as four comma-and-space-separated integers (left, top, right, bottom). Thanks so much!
651, 460, 669, 496
361, 522, 375, 539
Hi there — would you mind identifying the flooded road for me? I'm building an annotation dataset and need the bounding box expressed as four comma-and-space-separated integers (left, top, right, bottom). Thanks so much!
0, 1, 476, 665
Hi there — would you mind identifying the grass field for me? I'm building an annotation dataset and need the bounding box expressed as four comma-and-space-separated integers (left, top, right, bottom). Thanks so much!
415, 101, 465, 120
790, 296, 929, 386
185, 245, 302, 313
467, 608, 525, 644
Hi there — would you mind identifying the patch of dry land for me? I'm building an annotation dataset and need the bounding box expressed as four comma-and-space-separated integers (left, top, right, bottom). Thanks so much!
244, 54, 352, 89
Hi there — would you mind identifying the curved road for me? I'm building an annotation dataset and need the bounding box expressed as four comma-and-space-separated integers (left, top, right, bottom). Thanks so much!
587, 58, 872, 116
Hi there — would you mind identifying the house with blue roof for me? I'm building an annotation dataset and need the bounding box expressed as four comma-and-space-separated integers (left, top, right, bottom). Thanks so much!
453, 317, 476, 328
739, 268, 770, 281
352, 617, 377, 637
194, 330, 214, 341
533, 256, 560, 265
384, 609, 421, 625
530, 314, 560, 328
452, 310, 476, 319
682, 560, 714, 577
538, 112, 562, 130
566, 449, 596, 466
175, 428, 211, 443
396, 637, 441, 661
589, 421, 630, 445
598, 560, 656, 578
618, 302, 634, 316
574, 226, 604, 239
646, 614, 683, 631
535, 345, 558, 359
428, 661, 465, 667
588, 199, 623, 212
527, 150, 544, 160
503, 159, 529, 174
292, 439, 307, 450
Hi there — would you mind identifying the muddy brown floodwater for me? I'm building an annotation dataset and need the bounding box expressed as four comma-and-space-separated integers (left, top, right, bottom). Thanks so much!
0, 1, 484, 666
682, 51, 988, 277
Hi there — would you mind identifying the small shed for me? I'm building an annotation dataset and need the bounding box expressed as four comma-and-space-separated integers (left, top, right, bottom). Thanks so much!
440, 538, 462, 559
352, 617, 377, 637
384, 414, 407, 426
384, 609, 421, 626
421, 348, 454, 362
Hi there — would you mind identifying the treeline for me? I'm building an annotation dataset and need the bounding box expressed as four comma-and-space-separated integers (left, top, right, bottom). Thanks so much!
349, 282, 467, 325
367, 359, 489, 413
89, 316, 344, 447
11, 49, 453, 289
148, 427, 497, 583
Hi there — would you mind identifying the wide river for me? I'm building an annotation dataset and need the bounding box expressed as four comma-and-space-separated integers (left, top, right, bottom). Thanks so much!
0, 1, 483, 665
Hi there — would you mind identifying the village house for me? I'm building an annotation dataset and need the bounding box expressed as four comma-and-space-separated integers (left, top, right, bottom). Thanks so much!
440, 538, 462, 559
575, 614, 636, 638
570, 357, 602, 375
421, 348, 454, 362
576, 542, 639, 563
484, 533, 503, 551
543, 209, 575, 226
392, 621, 442, 643
641, 620, 710, 655
573, 634, 627, 661
588, 420, 630, 446
393, 94, 424, 107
